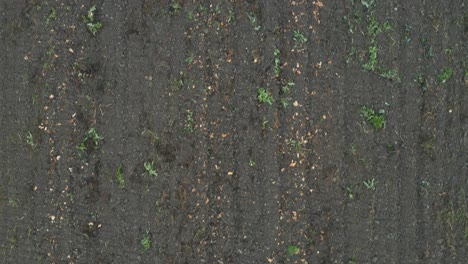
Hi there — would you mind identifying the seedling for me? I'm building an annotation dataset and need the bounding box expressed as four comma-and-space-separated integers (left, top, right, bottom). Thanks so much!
293, 30, 308, 47
185, 53, 195, 64
144, 161, 157, 177
306, 228, 316, 245
287, 245, 300, 256
82, 6, 102, 35
169, 1, 181, 15
184, 110, 195, 133
379, 69, 401, 82
26, 131, 35, 148
141, 230, 151, 253
414, 74, 426, 89
84, 128, 104, 146
363, 178, 376, 190
281, 81, 295, 94
345, 187, 354, 199
350, 144, 357, 155
227, 8, 236, 24
383, 21, 392, 30
116, 164, 124, 189
257, 87, 274, 105
273, 49, 282, 76
247, 12, 261, 30
249, 159, 256, 167
438, 67, 453, 84
288, 139, 302, 151
280, 98, 291, 108
76, 143, 86, 152
360, 105, 385, 130
45, 7, 57, 26
261, 117, 270, 129
77, 128, 103, 153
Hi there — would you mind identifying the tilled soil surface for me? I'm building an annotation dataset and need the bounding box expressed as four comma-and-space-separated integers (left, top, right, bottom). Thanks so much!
0, 1, 467, 263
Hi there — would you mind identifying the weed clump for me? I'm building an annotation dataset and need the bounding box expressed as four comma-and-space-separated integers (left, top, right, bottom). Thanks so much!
360, 105, 385, 130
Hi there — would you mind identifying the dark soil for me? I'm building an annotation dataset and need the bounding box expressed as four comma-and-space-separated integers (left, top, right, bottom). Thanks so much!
1, 1, 467, 263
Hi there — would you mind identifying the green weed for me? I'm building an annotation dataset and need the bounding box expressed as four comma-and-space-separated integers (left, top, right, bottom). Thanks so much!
288, 139, 302, 151
184, 110, 195, 133
280, 98, 291, 108
293, 30, 308, 48
85, 128, 104, 146
281, 81, 295, 94
247, 12, 261, 30
287, 244, 300, 256
261, 117, 270, 129
273, 49, 282, 76
345, 187, 354, 200
116, 164, 124, 189
363, 178, 376, 190
141, 230, 152, 253
26, 131, 35, 148
249, 159, 256, 167
360, 105, 385, 130
169, 1, 181, 15
77, 127, 103, 152
306, 228, 316, 245
438, 67, 453, 84
227, 8, 236, 24
144, 161, 157, 177
45, 7, 57, 26
257, 87, 274, 105
414, 74, 426, 90
185, 53, 195, 64
82, 6, 102, 35
379, 69, 401, 82
403, 24, 412, 44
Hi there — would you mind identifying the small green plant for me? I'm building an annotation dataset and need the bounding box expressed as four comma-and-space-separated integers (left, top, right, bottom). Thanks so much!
288, 139, 302, 151
116, 164, 124, 189
350, 144, 357, 155
85, 128, 104, 146
363, 178, 376, 190
249, 159, 256, 167
306, 228, 316, 245
345, 187, 354, 200
144, 161, 157, 177
247, 12, 261, 30
280, 98, 291, 108
360, 106, 385, 130
184, 110, 195, 133
438, 67, 453, 84
169, 1, 181, 15
281, 81, 295, 94
227, 8, 236, 24
403, 24, 412, 44
26, 131, 35, 148
76, 142, 86, 152
45, 7, 57, 26
261, 117, 270, 129
185, 53, 195, 64
273, 49, 282, 76
141, 230, 152, 253
363, 44, 378, 71
383, 21, 392, 30
287, 244, 300, 256
414, 74, 426, 89
77, 128, 103, 152
379, 69, 401, 82
82, 6, 102, 35
257, 87, 274, 105
293, 30, 308, 48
